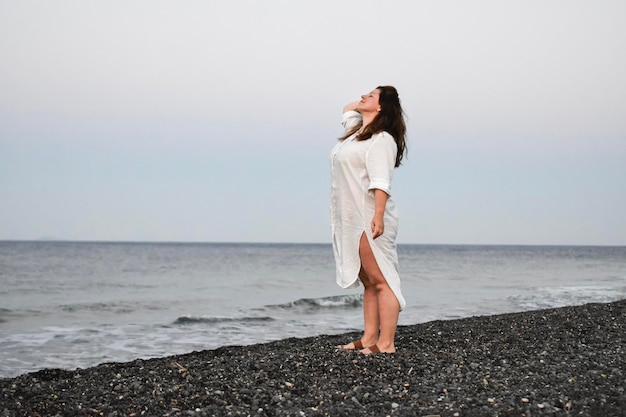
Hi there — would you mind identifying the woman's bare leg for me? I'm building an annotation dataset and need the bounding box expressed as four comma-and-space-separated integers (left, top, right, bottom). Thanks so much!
359, 232, 399, 353
339, 268, 378, 349
359, 268, 380, 347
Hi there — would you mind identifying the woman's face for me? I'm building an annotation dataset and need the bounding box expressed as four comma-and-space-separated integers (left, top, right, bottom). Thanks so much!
357, 89, 381, 113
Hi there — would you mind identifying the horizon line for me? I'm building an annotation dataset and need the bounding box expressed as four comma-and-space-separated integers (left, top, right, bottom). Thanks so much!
0, 239, 624, 248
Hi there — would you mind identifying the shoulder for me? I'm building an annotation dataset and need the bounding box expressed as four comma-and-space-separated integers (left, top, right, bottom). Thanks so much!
373, 131, 397, 146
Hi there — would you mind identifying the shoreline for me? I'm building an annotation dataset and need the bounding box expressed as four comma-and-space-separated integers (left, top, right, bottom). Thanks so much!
2, 300, 625, 416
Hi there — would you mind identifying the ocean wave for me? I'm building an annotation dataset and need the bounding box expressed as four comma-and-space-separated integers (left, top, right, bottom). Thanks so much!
0, 307, 41, 323
172, 316, 275, 326
266, 294, 363, 310
60, 302, 135, 314
0, 308, 11, 323
507, 284, 626, 311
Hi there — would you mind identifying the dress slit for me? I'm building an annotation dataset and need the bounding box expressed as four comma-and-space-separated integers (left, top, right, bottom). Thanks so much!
358, 231, 402, 306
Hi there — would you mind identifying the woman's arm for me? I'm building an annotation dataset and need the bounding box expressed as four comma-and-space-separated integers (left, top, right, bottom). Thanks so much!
343, 101, 360, 113
371, 189, 388, 239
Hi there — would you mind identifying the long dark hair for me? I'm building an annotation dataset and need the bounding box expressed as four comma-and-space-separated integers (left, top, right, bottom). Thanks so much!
341, 85, 407, 167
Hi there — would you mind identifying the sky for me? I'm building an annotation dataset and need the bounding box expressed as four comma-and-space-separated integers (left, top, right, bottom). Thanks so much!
1, 0, 625, 245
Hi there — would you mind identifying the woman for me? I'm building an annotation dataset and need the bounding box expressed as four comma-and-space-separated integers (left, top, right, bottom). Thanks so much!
329, 85, 407, 354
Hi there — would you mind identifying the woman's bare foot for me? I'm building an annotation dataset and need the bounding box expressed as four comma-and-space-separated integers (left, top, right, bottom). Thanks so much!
337, 340, 364, 350
360, 344, 396, 355
338, 338, 377, 350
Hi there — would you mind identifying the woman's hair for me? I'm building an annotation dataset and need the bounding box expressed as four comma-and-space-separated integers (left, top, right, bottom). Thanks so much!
341, 85, 407, 167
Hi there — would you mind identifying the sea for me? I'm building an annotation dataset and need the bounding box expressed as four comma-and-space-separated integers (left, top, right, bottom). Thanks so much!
1, 241, 625, 379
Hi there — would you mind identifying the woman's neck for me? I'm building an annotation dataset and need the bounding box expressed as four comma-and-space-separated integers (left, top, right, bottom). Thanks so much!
361, 111, 377, 128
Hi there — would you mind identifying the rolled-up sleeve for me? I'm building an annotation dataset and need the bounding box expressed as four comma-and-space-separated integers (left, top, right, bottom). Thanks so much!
341, 110, 362, 132
366, 132, 397, 196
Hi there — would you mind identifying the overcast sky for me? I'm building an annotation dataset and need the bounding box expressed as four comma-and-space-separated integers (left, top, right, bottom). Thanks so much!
1, 0, 625, 245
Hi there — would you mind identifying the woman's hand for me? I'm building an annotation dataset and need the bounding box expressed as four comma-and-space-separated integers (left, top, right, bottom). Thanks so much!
371, 189, 389, 239
371, 214, 385, 239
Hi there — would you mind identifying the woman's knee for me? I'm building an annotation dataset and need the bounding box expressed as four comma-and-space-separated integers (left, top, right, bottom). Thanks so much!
372, 278, 391, 294
361, 269, 388, 293
359, 269, 373, 288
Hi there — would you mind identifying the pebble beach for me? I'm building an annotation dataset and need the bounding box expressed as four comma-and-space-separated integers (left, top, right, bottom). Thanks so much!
2, 300, 624, 417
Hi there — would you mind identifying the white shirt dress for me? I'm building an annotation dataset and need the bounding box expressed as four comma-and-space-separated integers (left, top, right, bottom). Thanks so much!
329, 110, 406, 310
